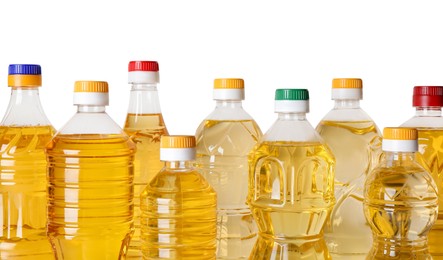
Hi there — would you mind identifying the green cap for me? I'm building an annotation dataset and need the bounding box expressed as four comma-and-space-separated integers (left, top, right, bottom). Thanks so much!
275, 89, 309, 101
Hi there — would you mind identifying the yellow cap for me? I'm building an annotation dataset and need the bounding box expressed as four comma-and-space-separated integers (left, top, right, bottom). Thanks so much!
161, 135, 196, 148
74, 81, 108, 93
8, 75, 42, 87
214, 78, 244, 89
332, 78, 362, 89
383, 127, 417, 140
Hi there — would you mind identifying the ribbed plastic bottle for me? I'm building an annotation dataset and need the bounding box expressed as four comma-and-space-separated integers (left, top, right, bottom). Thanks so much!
123, 61, 169, 258
400, 86, 443, 257
0, 64, 55, 259
363, 127, 438, 259
46, 81, 135, 259
316, 78, 382, 258
195, 78, 262, 259
248, 89, 335, 259
140, 135, 217, 259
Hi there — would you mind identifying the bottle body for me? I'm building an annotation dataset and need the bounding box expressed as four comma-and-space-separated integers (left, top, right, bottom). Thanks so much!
140, 162, 217, 259
316, 105, 382, 257
363, 153, 438, 259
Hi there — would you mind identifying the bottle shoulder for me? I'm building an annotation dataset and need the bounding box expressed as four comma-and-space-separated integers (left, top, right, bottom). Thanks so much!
401, 116, 443, 128
263, 118, 325, 144
319, 107, 376, 123
58, 112, 126, 135
203, 106, 256, 121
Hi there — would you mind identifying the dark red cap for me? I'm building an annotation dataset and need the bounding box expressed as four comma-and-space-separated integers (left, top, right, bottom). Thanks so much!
413, 86, 443, 107
128, 61, 159, 72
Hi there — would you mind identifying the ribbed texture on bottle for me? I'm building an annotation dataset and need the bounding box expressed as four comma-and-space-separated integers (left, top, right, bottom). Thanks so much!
383, 127, 417, 140
214, 78, 244, 89
128, 61, 159, 72
275, 89, 309, 100
74, 81, 109, 93
332, 78, 362, 89
161, 135, 196, 148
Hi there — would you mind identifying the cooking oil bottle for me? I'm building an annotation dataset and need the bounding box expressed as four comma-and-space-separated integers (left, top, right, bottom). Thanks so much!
123, 60, 169, 258
195, 78, 262, 259
248, 89, 335, 259
140, 135, 217, 259
316, 78, 382, 258
401, 86, 443, 257
0, 64, 55, 259
46, 81, 135, 260
363, 127, 438, 259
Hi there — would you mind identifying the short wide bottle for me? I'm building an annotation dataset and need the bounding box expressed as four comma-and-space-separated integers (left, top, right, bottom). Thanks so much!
140, 135, 217, 259
364, 127, 438, 259
46, 81, 135, 259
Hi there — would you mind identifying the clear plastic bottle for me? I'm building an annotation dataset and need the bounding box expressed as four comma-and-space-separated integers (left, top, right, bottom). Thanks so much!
140, 135, 217, 259
195, 78, 262, 259
401, 86, 443, 257
46, 81, 135, 259
363, 127, 438, 259
316, 78, 382, 258
248, 89, 335, 259
0, 64, 55, 259
123, 61, 169, 258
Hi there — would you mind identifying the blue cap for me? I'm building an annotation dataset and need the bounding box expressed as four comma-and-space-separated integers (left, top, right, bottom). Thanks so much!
8, 64, 41, 75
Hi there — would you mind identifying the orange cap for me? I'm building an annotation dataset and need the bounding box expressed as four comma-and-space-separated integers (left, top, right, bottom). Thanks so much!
332, 78, 362, 89
74, 81, 108, 93
161, 135, 196, 149
383, 127, 417, 140
214, 78, 244, 89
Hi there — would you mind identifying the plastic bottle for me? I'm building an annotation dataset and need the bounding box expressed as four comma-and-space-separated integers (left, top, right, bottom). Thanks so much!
316, 78, 382, 258
248, 89, 335, 259
46, 81, 135, 259
140, 135, 217, 259
123, 61, 169, 258
400, 86, 443, 257
363, 127, 438, 259
195, 78, 262, 259
0, 64, 55, 259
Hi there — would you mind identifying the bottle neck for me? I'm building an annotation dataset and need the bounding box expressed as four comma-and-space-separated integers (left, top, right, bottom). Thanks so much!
415, 107, 442, 117
1, 87, 52, 126
333, 99, 361, 109
77, 105, 106, 113
215, 100, 243, 108
165, 161, 193, 170
383, 151, 416, 165
277, 112, 307, 121
127, 83, 161, 114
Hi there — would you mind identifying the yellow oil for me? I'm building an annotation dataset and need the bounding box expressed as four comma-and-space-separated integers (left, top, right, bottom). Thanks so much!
0, 126, 55, 259
316, 120, 382, 256
247, 141, 335, 259
414, 128, 443, 257
195, 119, 261, 259
46, 134, 135, 260
363, 157, 438, 259
140, 164, 217, 259
124, 113, 168, 258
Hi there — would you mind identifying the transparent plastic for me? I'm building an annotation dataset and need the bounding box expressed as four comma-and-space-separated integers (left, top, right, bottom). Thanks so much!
123, 83, 168, 258
401, 107, 443, 256
140, 160, 217, 259
316, 99, 382, 258
195, 100, 262, 259
364, 151, 438, 259
0, 87, 55, 259
248, 112, 335, 259
46, 104, 135, 259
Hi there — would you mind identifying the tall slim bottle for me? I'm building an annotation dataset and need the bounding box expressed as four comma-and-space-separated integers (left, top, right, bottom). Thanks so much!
195, 78, 262, 259
401, 86, 443, 257
248, 89, 335, 259
0, 64, 55, 259
123, 61, 169, 258
46, 81, 135, 259
140, 135, 217, 259
364, 127, 438, 259
316, 78, 382, 258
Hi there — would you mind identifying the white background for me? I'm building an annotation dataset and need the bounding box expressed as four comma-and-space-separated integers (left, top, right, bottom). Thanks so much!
1, 0, 443, 134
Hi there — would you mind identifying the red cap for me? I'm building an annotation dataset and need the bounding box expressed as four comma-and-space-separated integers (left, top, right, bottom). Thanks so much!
128, 61, 159, 72
413, 86, 443, 107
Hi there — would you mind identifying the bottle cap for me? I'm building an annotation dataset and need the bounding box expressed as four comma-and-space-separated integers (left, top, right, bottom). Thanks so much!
8, 64, 42, 87
213, 78, 245, 100
128, 61, 160, 84
160, 135, 196, 161
331, 78, 363, 100
274, 89, 309, 113
412, 86, 443, 107
382, 127, 418, 152
73, 81, 109, 106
